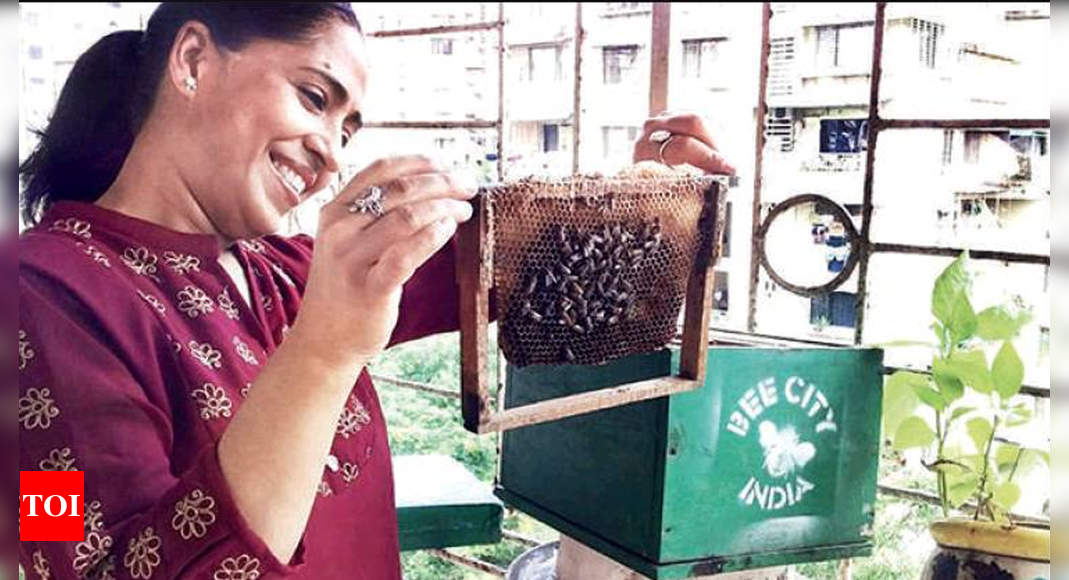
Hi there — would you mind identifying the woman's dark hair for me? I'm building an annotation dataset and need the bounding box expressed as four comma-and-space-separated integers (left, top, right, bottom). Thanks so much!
18, 3, 361, 227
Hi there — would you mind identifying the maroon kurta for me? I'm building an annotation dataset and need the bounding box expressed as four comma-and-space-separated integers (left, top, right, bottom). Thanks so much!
18, 201, 463, 579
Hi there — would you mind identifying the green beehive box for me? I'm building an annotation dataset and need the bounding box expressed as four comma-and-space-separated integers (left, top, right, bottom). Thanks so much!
497, 347, 883, 579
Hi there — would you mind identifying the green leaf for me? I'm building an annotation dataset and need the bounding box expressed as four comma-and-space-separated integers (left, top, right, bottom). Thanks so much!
932, 360, 965, 403
893, 416, 936, 450
938, 349, 994, 394
912, 384, 947, 412
946, 471, 979, 508
947, 405, 977, 426
948, 293, 978, 344
994, 442, 1022, 475
882, 371, 921, 436
931, 253, 972, 335
966, 417, 993, 455
991, 341, 1024, 400
993, 481, 1021, 511
1004, 401, 1032, 427
976, 306, 1031, 340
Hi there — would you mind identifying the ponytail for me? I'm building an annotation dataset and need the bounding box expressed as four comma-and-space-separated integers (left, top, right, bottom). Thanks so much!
19, 30, 143, 227
18, 3, 361, 228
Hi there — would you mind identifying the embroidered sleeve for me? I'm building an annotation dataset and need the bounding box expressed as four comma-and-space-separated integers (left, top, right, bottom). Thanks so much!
18, 266, 305, 579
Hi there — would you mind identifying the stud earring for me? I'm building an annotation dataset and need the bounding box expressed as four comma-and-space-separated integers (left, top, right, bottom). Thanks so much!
184, 76, 198, 92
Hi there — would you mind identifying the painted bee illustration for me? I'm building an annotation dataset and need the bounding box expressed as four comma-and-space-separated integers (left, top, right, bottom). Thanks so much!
758, 421, 816, 479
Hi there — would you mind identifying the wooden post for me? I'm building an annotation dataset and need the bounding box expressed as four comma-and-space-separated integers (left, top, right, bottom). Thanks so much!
457, 195, 492, 432
679, 182, 723, 383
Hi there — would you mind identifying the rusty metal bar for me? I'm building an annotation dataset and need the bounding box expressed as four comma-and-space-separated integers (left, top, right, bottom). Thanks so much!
648, 3, 671, 115
367, 20, 502, 38
572, 2, 584, 173
371, 373, 460, 400
502, 529, 544, 549
746, 2, 772, 333
497, 2, 505, 182
363, 120, 499, 130
879, 118, 1050, 130
877, 483, 1049, 526
852, 1, 887, 346
871, 242, 1050, 265
428, 548, 507, 577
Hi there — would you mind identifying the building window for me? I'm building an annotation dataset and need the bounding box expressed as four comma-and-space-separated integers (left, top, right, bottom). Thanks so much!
713, 271, 729, 312
542, 124, 560, 152
430, 38, 454, 55
810, 292, 857, 328
522, 46, 564, 83
682, 37, 726, 81
603, 46, 639, 85
912, 18, 945, 69
813, 23, 871, 71
819, 119, 868, 154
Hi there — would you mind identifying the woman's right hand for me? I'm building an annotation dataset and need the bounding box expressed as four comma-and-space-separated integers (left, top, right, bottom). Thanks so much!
289, 155, 476, 370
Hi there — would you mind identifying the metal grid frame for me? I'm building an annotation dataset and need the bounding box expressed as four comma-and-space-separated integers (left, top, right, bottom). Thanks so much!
745, 1, 1050, 397
362, 2, 1050, 574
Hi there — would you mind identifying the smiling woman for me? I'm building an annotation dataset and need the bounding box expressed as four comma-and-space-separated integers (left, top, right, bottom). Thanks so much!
16, 3, 479, 579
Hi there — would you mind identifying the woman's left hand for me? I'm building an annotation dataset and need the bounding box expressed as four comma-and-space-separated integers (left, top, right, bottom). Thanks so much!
632, 113, 736, 175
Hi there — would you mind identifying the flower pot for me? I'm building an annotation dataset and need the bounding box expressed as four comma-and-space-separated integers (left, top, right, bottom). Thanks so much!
921, 519, 1049, 579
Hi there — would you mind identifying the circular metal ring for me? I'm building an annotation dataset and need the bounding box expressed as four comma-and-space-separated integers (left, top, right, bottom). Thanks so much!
756, 193, 860, 297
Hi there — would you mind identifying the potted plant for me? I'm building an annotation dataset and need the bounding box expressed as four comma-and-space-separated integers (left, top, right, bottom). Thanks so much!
881, 253, 1050, 579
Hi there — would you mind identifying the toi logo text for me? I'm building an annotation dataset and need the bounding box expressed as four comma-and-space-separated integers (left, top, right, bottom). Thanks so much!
20, 471, 85, 541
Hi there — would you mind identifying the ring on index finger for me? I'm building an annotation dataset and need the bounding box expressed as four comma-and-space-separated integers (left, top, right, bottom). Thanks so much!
648, 130, 677, 165
347, 185, 386, 217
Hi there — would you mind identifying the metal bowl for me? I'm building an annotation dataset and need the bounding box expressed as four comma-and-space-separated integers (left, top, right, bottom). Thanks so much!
506, 541, 560, 580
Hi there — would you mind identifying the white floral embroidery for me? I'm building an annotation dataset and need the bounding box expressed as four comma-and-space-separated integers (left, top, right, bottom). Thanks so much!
176, 286, 215, 319
18, 387, 60, 430
123, 527, 161, 579
136, 290, 167, 315
213, 554, 262, 580
19, 329, 35, 370
39, 447, 77, 471
231, 337, 259, 366
84, 245, 111, 267
32, 549, 51, 579
121, 247, 161, 281
217, 289, 240, 320
240, 383, 252, 398
50, 218, 92, 238
238, 239, 265, 253
73, 530, 114, 578
162, 251, 201, 275
188, 341, 222, 369
192, 383, 232, 420
336, 399, 371, 439
85, 500, 105, 532
171, 489, 216, 540
93, 554, 118, 580
317, 480, 333, 497
341, 462, 360, 484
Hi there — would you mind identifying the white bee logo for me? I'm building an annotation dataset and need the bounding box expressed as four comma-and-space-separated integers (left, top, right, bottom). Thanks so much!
758, 421, 816, 479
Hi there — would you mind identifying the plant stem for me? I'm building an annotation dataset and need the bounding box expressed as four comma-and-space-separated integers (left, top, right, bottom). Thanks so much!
1006, 446, 1024, 483
935, 409, 949, 518
973, 414, 1000, 520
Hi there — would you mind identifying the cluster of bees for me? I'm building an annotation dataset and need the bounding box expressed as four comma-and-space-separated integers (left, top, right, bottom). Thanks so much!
514, 219, 665, 362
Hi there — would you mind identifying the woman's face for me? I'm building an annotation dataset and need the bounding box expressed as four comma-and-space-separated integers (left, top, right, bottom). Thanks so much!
178, 20, 367, 240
